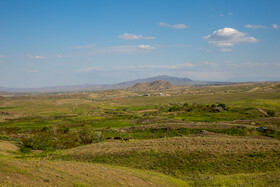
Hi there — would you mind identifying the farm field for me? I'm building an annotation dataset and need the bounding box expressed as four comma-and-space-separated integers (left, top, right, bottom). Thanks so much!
0, 81, 280, 186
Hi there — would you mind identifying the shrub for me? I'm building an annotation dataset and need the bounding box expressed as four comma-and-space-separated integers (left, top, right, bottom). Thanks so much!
41, 126, 50, 131
168, 105, 182, 112
183, 103, 189, 108
78, 125, 103, 144
63, 127, 70, 133
267, 110, 275, 117
21, 133, 56, 151
217, 103, 226, 109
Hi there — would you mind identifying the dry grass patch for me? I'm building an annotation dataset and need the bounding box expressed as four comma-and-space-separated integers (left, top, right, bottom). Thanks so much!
62, 136, 280, 156
0, 157, 187, 186
57, 136, 280, 180
0, 141, 19, 155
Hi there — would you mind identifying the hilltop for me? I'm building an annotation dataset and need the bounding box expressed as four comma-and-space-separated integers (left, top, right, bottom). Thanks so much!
129, 80, 175, 91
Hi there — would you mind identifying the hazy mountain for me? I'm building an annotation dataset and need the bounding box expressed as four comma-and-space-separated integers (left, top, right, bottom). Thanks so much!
0, 75, 225, 93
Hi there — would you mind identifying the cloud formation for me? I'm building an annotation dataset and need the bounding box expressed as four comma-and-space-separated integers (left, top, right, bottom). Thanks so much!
245, 24, 266, 29
219, 48, 232, 52
28, 55, 46, 59
68, 45, 157, 57
159, 22, 188, 29
77, 62, 215, 72
203, 27, 258, 47
272, 24, 278, 29
172, 24, 187, 29
158, 22, 171, 27
137, 45, 155, 50
118, 33, 155, 40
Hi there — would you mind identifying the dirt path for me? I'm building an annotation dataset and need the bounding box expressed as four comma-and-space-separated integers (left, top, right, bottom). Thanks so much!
257, 108, 268, 116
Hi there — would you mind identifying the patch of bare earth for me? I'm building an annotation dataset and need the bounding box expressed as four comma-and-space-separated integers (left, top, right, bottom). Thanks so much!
257, 108, 268, 116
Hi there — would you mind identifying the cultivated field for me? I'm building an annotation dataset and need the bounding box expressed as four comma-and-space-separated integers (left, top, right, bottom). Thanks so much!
0, 81, 280, 186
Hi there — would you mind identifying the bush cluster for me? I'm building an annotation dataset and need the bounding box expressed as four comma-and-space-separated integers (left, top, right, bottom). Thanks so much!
20, 125, 103, 152
163, 103, 228, 113
79, 125, 103, 144
21, 133, 57, 152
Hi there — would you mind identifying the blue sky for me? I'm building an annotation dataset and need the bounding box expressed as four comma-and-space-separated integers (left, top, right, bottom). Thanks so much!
0, 0, 280, 87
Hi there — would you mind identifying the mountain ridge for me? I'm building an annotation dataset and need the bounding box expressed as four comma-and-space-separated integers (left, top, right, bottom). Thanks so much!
0, 75, 225, 93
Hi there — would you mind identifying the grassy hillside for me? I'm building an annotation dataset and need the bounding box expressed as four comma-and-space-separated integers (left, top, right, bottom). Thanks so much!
57, 135, 280, 183
0, 156, 187, 186
0, 82, 279, 186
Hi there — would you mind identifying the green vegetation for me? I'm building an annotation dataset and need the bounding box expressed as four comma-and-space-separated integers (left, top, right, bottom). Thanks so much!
0, 81, 280, 186
78, 125, 103, 144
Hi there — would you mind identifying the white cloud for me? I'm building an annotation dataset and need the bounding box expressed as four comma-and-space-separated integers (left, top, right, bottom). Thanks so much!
78, 64, 195, 72
201, 62, 217, 66
71, 44, 95, 49
220, 48, 232, 52
159, 22, 188, 29
158, 22, 171, 27
137, 45, 156, 50
228, 12, 233, 16
245, 24, 266, 29
68, 45, 157, 57
203, 27, 258, 47
57, 54, 63, 58
118, 33, 156, 40
272, 24, 278, 29
28, 55, 46, 59
172, 24, 187, 29
77, 62, 217, 73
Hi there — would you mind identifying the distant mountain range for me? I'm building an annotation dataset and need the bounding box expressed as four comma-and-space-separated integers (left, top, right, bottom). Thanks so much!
0, 75, 226, 93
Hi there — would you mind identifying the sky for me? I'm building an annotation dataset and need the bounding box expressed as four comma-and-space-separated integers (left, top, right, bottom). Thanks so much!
0, 0, 280, 88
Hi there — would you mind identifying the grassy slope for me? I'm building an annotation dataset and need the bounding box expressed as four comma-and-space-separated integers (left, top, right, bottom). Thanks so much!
58, 135, 280, 185
0, 141, 187, 187
0, 157, 188, 187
